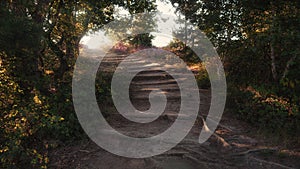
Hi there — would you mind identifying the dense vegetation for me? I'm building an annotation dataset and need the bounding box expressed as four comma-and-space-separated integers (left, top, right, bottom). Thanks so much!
0, 0, 156, 168
0, 0, 299, 168
170, 0, 300, 143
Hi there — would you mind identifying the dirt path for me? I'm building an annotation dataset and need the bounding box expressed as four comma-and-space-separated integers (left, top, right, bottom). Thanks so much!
50, 52, 299, 169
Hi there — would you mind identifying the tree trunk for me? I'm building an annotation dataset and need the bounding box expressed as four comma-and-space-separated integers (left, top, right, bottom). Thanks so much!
281, 55, 296, 80
270, 43, 277, 82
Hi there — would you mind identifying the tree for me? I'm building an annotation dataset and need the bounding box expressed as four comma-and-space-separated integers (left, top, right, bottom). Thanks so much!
170, 0, 300, 85
105, 7, 157, 48
0, 0, 158, 168
170, 0, 300, 139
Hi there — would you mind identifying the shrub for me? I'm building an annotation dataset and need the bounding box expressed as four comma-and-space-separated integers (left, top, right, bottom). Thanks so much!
165, 39, 201, 64
195, 65, 211, 89
228, 85, 300, 138
0, 56, 85, 168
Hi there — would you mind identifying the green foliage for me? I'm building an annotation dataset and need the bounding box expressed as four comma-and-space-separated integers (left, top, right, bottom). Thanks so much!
225, 40, 272, 85
195, 68, 210, 89
0, 0, 157, 168
172, 0, 300, 143
1, 0, 299, 167
166, 39, 200, 63
106, 11, 157, 49
165, 39, 210, 89
228, 85, 300, 137
1, 58, 50, 168
128, 33, 154, 48
95, 72, 114, 118
0, 52, 85, 168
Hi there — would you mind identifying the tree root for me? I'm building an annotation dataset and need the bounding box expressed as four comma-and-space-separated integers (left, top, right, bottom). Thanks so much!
233, 147, 278, 156
183, 154, 210, 168
200, 115, 234, 132
212, 133, 231, 148
247, 156, 295, 169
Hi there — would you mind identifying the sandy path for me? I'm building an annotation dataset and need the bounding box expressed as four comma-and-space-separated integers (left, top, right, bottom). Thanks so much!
49, 51, 299, 169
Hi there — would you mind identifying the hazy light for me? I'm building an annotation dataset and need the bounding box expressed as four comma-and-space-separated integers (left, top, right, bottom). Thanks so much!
151, 32, 173, 47
80, 0, 178, 48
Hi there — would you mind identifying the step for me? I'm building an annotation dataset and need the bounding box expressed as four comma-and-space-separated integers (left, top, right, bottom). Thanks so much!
130, 85, 180, 92
130, 79, 178, 85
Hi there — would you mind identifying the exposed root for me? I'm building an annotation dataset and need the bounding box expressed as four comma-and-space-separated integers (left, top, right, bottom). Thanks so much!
233, 148, 278, 156
213, 133, 231, 148
200, 116, 231, 148
201, 115, 234, 132
182, 147, 218, 163
247, 156, 295, 169
163, 151, 189, 156
183, 154, 210, 168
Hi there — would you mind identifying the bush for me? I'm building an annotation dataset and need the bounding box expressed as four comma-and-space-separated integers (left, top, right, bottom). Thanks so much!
0, 65, 51, 168
165, 39, 201, 64
195, 65, 211, 89
0, 56, 85, 168
228, 85, 300, 137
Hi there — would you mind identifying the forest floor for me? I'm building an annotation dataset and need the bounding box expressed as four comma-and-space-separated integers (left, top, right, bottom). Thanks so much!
49, 51, 300, 169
